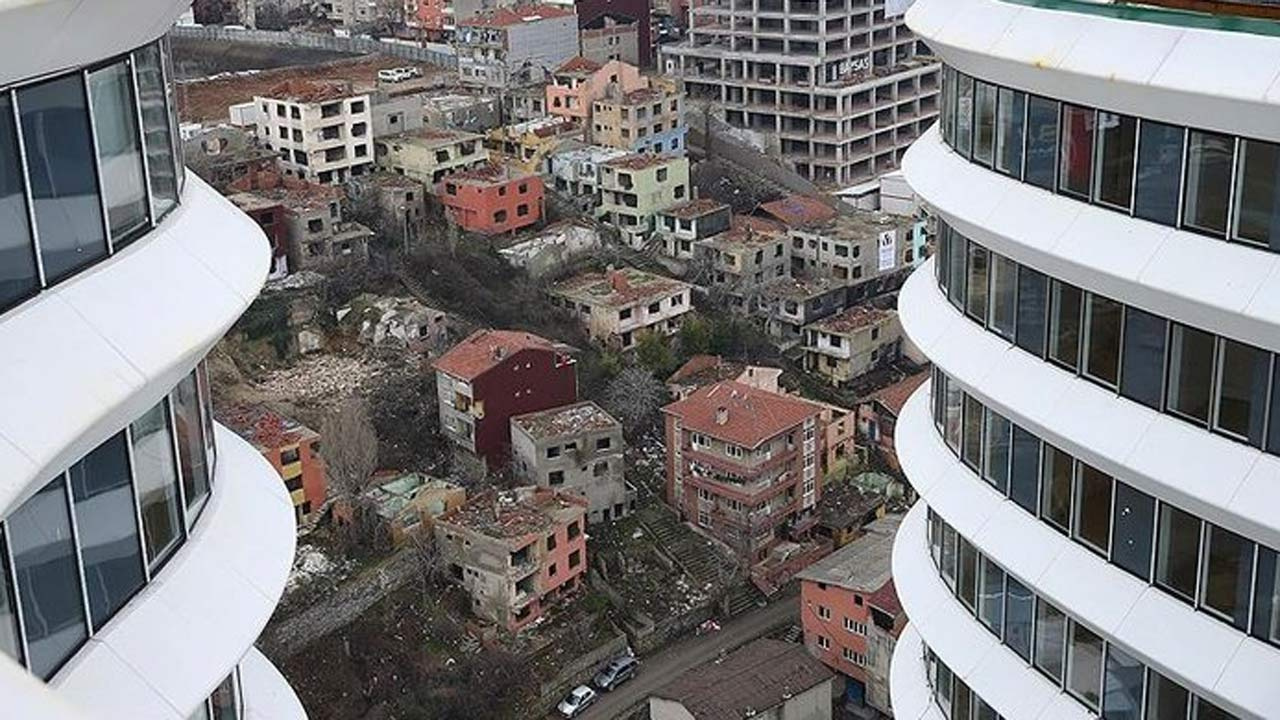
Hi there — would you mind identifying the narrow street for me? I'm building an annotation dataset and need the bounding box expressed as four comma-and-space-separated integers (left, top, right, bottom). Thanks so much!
570, 597, 800, 720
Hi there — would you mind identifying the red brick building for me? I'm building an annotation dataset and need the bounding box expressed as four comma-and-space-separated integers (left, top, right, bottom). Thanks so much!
797, 514, 904, 714
662, 380, 825, 563
433, 329, 578, 469
218, 404, 327, 524
437, 162, 545, 235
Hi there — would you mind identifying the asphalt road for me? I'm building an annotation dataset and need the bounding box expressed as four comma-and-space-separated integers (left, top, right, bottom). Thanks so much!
562, 598, 800, 720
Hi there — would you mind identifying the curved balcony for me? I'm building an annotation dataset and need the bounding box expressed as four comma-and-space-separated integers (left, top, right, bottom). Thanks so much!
888, 625, 944, 720
901, 128, 1280, 353
52, 425, 295, 719
898, 260, 1280, 550
0, 176, 270, 517
904, 0, 1280, 140
896, 385, 1280, 717
240, 649, 307, 720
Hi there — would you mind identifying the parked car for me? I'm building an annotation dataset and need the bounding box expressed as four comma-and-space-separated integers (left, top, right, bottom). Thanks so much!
557, 685, 597, 717
378, 68, 411, 83
592, 655, 639, 691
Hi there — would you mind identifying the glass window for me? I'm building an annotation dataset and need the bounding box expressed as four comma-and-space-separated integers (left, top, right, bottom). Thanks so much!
966, 243, 989, 322
135, 43, 179, 217
1134, 121, 1184, 226
1111, 483, 1155, 581
1074, 462, 1112, 555
937, 224, 951, 292
1268, 369, 1280, 457
988, 253, 1017, 340
995, 88, 1025, 177
1194, 699, 1237, 720
1040, 444, 1074, 534
210, 672, 240, 720
929, 509, 944, 567
1200, 524, 1254, 630
941, 66, 956, 144
1166, 324, 1215, 424
1146, 671, 1190, 720
982, 409, 1011, 494
1182, 130, 1234, 235
0, 532, 21, 664
947, 226, 967, 310
197, 362, 217, 472
1251, 547, 1280, 645
132, 401, 184, 569
1084, 294, 1123, 387
955, 74, 974, 158
935, 656, 954, 708
957, 537, 978, 611
941, 524, 958, 590
1066, 620, 1104, 710
962, 395, 983, 471
975, 699, 999, 720
944, 377, 963, 452
17, 74, 108, 282
1102, 645, 1143, 720
1119, 307, 1167, 410
0, 93, 38, 310
974, 81, 996, 165
1033, 598, 1067, 683
1235, 138, 1280, 250
1015, 265, 1049, 357
1005, 575, 1034, 661
173, 372, 211, 512
1025, 96, 1059, 190
1059, 104, 1095, 198
1048, 281, 1082, 371
977, 556, 1005, 635
1094, 112, 1137, 209
1009, 425, 1040, 513
1214, 339, 1269, 446
88, 60, 148, 243
1156, 504, 1201, 603
9, 478, 88, 679
952, 677, 973, 720
68, 433, 145, 631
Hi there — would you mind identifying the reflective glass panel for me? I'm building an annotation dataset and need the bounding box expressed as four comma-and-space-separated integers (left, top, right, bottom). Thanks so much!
1059, 104, 1095, 197
68, 432, 145, 630
10, 479, 88, 679
1095, 111, 1136, 209
173, 372, 211, 512
1119, 307, 1167, 410
134, 43, 178, 217
1084, 293, 1122, 387
1111, 483, 1155, 581
1004, 576, 1034, 661
994, 88, 1025, 177
982, 409, 1011, 494
988, 253, 1017, 340
1201, 525, 1254, 630
957, 537, 978, 611
974, 81, 996, 165
0, 532, 21, 664
0, 93, 38, 310
955, 74, 974, 158
1034, 598, 1066, 683
1009, 425, 1040, 514
88, 60, 148, 243
962, 394, 983, 471
1067, 620, 1103, 710
1156, 504, 1201, 602
1146, 671, 1190, 720
944, 378, 963, 452
1182, 130, 1234, 235
1015, 265, 1048, 357
1134, 121, 1183, 225
977, 556, 1004, 635
1235, 138, 1280, 250
966, 242, 989, 321
132, 401, 184, 569
17, 74, 108, 282
1251, 548, 1280, 645
1214, 339, 1268, 446
1041, 444, 1073, 534
1074, 463, 1112, 554
1166, 324, 1215, 424
1049, 282, 1082, 371
1102, 645, 1143, 720
1025, 96, 1059, 190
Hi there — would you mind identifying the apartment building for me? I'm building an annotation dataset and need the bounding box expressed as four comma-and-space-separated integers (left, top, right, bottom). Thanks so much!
659, 0, 939, 186
373, 127, 489, 184
369, 91, 426, 138
486, 114, 583, 173
433, 329, 578, 468
497, 220, 602, 278
546, 144, 629, 208
654, 198, 732, 259
546, 57, 646, 123
456, 5, 580, 91
254, 80, 374, 184
439, 162, 545, 234
798, 514, 904, 715
183, 125, 279, 193
319, 0, 398, 26
576, 0, 654, 66
359, 473, 467, 546
225, 191, 290, 278
662, 380, 825, 562
423, 93, 503, 133
0, 1, 304, 713
666, 355, 783, 400
349, 171, 429, 250
854, 369, 926, 471
758, 275, 849, 349
893, 2, 1280, 719
220, 405, 328, 524
548, 267, 694, 349
694, 220, 790, 306
435, 487, 588, 630
511, 401, 632, 523
227, 170, 374, 271
597, 153, 691, 246
802, 305, 901, 385
590, 77, 687, 155
580, 13, 641, 66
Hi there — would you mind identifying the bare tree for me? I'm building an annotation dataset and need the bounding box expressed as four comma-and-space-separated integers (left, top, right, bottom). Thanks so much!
322, 399, 381, 551
603, 366, 668, 436
408, 530, 450, 600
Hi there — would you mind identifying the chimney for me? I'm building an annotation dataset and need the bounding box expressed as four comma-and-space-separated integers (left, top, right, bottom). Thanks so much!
492, 345, 506, 360
715, 406, 728, 425
609, 270, 630, 292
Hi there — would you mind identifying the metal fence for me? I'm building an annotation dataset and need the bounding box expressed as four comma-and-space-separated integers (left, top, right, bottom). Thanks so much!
169, 25, 457, 69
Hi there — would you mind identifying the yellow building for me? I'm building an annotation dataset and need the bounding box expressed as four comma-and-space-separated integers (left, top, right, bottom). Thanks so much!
373, 128, 489, 185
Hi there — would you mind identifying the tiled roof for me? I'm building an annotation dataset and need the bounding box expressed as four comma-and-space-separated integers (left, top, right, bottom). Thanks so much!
217, 404, 318, 451
446, 161, 532, 185
759, 194, 839, 228
550, 267, 691, 307
808, 305, 895, 335
462, 4, 575, 27
663, 381, 820, 448
651, 639, 833, 720
432, 329, 558, 380
604, 152, 676, 170
556, 56, 602, 74
259, 79, 355, 103
666, 354, 743, 386
438, 487, 585, 539
661, 198, 728, 219
866, 577, 903, 620
866, 370, 929, 416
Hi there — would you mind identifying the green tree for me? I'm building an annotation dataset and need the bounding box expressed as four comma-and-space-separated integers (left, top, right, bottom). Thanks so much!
636, 331, 675, 375
679, 314, 712, 357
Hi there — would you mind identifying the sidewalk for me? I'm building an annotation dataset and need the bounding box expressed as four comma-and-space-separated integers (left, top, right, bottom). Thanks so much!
572, 596, 799, 720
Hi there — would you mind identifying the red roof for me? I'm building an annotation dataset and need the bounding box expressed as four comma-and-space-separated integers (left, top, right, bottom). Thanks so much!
556, 56, 602, 74
866, 370, 929, 416
463, 4, 575, 27
866, 577, 902, 620
664, 381, 820, 448
759, 195, 839, 228
432, 329, 558, 380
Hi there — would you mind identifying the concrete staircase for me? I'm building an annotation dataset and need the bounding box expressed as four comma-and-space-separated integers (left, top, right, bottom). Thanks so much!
636, 504, 731, 590
724, 582, 768, 618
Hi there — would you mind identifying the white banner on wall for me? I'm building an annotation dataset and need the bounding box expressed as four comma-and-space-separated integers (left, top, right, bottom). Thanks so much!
878, 230, 897, 272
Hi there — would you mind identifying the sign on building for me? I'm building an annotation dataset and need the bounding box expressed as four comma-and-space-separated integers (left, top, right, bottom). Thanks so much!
877, 230, 897, 272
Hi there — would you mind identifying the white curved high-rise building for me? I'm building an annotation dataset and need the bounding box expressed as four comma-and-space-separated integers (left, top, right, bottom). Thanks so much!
890, 1, 1280, 719
0, 2, 304, 718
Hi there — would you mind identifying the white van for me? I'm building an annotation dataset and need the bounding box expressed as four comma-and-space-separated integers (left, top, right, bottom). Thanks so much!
378, 68, 411, 83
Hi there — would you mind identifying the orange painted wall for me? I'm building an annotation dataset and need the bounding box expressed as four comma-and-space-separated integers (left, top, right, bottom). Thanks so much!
439, 175, 545, 235
800, 578, 872, 683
